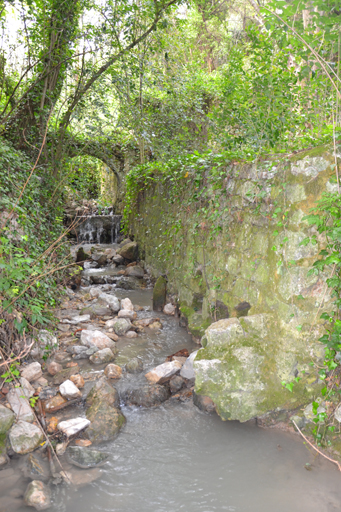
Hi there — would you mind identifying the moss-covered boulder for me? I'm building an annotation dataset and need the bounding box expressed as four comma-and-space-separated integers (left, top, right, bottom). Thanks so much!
194, 315, 323, 422
86, 401, 126, 443
153, 276, 167, 311
117, 241, 138, 261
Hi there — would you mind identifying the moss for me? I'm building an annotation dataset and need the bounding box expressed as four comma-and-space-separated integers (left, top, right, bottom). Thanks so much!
128, 144, 336, 423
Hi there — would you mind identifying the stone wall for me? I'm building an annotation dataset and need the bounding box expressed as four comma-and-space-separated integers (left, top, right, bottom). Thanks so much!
129, 144, 339, 422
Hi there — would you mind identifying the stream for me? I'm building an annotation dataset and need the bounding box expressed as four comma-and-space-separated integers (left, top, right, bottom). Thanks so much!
2, 242, 341, 512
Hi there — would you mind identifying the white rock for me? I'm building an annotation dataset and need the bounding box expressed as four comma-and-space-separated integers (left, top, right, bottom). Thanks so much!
58, 417, 90, 437
145, 360, 182, 384
80, 330, 116, 350
7, 387, 35, 422
163, 303, 175, 315
19, 377, 35, 398
21, 362, 42, 382
59, 380, 82, 400
105, 319, 116, 328
98, 293, 120, 312
61, 314, 90, 324
118, 309, 137, 320
9, 421, 44, 454
121, 298, 134, 311
180, 350, 198, 380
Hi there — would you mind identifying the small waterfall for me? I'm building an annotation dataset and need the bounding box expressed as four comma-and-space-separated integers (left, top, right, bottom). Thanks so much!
77, 214, 122, 244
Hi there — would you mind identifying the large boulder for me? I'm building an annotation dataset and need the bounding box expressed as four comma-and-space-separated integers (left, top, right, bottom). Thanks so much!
117, 241, 138, 261
0, 405, 15, 434
24, 480, 51, 511
9, 421, 44, 454
86, 402, 126, 443
194, 315, 322, 422
86, 377, 119, 408
152, 276, 167, 312
80, 330, 117, 351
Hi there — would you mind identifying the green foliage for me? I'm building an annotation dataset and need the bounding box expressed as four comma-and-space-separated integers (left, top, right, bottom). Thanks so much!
1, 361, 20, 383
0, 138, 68, 341
63, 155, 102, 200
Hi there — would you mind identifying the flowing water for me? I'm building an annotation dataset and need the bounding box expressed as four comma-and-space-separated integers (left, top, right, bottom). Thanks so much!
77, 215, 122, 244
3, 288, 341, 512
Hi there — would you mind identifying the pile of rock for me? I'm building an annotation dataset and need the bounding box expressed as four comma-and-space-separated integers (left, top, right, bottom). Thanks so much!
123, 349, 209, 408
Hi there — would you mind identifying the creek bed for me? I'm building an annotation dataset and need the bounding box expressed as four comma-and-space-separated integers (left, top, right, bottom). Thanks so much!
3, 288, 341, 512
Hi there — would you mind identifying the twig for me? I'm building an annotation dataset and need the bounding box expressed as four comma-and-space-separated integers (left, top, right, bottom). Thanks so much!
292, 419, 341, 471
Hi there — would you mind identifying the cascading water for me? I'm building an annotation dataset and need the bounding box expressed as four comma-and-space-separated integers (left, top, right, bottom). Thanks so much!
77, 214, 122, 244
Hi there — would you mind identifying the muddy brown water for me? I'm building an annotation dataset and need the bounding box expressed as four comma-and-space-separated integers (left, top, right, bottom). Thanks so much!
2, 287, 341, 512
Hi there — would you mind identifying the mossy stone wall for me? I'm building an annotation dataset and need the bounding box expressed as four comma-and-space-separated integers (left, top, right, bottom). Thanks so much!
129, 144, 338, 421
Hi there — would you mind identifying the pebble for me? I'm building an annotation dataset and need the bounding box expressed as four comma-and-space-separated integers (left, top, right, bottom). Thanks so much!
47, 417, 59, 434
121, 298, 134, 311
24, 480, 51, 511
44, 394, 67, 412
126, 358, 143, 374
66, 361, 79, 368
125, 330, 138, 338
75, 439, 92, 447
118, 309, 137, 320
54, 352, 72, 364
169, 375, 185, 394
47, 361, 62, 376
89, 348, 116, 364
163, 303, 175, 315
70, 374, 85, 388
104, 364, 122, 379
